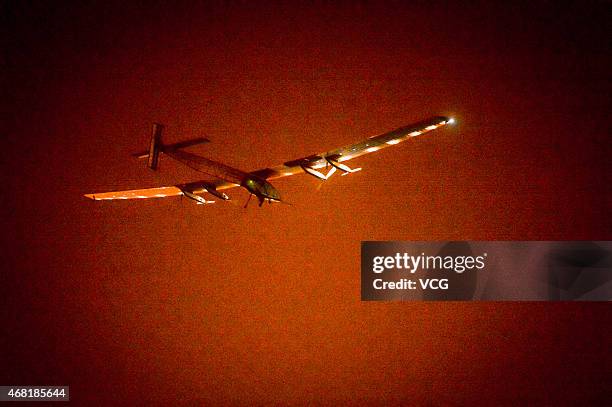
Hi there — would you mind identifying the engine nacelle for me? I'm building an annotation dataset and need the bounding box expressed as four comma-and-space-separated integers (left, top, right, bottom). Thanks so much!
324, 156, 362, 175
180, 188, 215, 205
301, 165, 336, 180
201, 183, 230, 200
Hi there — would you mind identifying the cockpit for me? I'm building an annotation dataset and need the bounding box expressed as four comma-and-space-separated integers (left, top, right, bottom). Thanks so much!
242, 177, 282, 202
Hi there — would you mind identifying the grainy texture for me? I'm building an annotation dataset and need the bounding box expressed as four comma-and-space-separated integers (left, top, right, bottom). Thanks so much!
2, 1, 610, 405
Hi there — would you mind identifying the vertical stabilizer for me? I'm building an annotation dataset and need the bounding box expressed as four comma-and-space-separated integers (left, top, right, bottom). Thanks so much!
147, 123, 163, 170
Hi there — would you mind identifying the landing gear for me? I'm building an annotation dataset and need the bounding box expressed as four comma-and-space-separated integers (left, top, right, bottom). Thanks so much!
244, 194, 269, 208
244, 193, 253, 208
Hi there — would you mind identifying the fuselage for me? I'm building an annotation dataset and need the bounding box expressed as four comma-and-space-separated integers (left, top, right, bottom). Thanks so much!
241, 176, 282, 202
165, 148, 281, 202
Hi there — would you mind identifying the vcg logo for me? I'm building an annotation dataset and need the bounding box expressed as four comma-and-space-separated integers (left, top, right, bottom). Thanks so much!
419, 279, 448, 290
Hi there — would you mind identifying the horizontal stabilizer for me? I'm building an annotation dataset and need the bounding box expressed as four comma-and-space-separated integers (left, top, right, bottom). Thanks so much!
132, 137, 210, 159
147, 123, 163, 170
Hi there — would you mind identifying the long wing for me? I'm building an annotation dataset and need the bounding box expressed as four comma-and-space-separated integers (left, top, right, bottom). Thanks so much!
84, 116, 451, 201
247, 115, 452, 182
83, 182, 237, 201
83, 186, 183, 201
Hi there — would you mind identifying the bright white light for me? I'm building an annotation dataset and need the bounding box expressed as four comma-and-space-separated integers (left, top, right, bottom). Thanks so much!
448, 118, 455, 124
425, 125, 437, 130
386, 139, 401, 145
366, 146, 380, 153
409, 131, 421, 137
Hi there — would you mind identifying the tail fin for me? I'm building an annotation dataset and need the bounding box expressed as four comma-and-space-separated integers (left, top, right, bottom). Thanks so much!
147, 123, 164, 170
131, 123, 210, 170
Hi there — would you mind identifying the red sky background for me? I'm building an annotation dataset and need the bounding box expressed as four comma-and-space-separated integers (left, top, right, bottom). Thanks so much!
3, 1, 611, 404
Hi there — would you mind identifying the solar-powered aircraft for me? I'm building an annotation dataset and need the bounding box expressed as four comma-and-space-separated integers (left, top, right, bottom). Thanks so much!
84, 116, 455, 207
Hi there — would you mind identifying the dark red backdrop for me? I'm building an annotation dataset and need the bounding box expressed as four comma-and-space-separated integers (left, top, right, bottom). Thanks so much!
3, 1, 610, 404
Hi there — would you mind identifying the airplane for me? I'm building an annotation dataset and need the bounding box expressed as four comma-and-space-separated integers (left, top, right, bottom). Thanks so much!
84, 116, 455, 207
